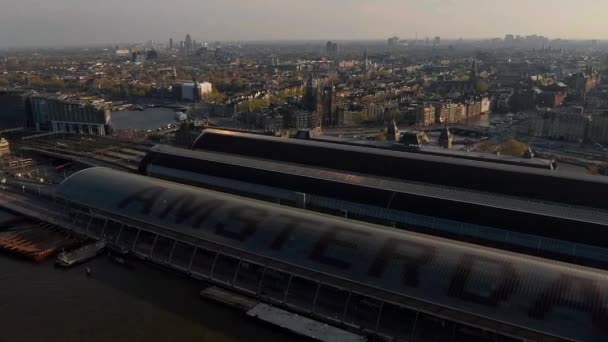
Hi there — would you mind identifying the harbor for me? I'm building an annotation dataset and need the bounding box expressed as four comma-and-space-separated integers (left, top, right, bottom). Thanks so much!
0, 209, 306, 342
0, 244, 307, 342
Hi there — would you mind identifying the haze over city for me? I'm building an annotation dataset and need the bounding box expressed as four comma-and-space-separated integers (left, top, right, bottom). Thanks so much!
3, 0, 608, 47
2, 1, 608, 341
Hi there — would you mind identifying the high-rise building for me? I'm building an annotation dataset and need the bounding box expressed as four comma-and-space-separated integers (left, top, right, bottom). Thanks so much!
469, 59, 478, 87
363, 49, 369, 72
505, 34, 514, 44
388, 36, 399, 47
325, 41, 339, 56
302, 74, 319, 111
434, 36, 441, 46
318, 84, 337, 127
169, 38, 173, 50
185, 34, 192, 54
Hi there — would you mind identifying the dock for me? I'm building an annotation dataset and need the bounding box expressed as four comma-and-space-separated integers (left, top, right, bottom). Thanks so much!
200, 287, 366, 342
199, 286, 258, 311
247, 304, 367, 342
56, 240, 106, 267
0, 223, 81, 262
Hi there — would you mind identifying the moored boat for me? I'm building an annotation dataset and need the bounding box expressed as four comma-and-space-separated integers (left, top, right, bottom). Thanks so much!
56, 240, 107, 268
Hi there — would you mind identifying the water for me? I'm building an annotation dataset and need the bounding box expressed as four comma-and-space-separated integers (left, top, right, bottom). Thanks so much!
110, 108, 178, 130
0, 255, 306, 342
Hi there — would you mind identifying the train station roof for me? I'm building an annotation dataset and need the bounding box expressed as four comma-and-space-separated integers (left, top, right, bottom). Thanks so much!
57, 167, 608, 342
191, 129, 608, 210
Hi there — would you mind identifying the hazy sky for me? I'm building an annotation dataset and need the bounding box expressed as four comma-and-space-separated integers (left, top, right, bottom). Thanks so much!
2, 0, 608, 47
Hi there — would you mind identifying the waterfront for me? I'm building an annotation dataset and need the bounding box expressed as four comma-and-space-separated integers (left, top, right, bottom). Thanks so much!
0, 255, 305, 342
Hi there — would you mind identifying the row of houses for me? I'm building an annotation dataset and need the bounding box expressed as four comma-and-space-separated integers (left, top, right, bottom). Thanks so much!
415, 97, 491, 126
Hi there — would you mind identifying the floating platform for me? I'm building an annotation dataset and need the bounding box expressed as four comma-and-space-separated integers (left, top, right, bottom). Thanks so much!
199, 286, 258, 311
199, 286, 366, 342
56, 240, 106, 267
0, 223, 81, 262
247, 304, 367, 342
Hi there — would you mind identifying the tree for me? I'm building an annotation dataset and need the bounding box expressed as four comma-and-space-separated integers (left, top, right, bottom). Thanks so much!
205, 89, 226, 103
376, 130, 387, 141
475, 80, 489, 92
384, 110, 405, 122
500, 139, 529, 157
353, 112, 368, 125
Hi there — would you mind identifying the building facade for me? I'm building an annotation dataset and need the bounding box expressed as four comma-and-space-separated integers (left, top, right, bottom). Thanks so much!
317, 84, 337, 128
0, 90, 32, 129
530, 108, 589, 142
588, 112, 608, 144
173, 82, 213, 102
30, 95, 110, 135
416, 104, 436, 126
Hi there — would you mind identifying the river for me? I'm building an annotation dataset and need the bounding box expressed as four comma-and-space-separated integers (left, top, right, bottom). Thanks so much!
0, 255, 306, 342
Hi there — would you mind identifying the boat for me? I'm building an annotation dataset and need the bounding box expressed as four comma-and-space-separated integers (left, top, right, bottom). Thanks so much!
132, 105, 145, 111
107, 243, 129, 256
55, 240, 107, 268
108, 254, 135, 269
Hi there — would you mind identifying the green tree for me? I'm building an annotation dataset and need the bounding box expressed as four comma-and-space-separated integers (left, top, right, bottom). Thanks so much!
476, 80, 489, 92
376, 130, 387, 141
206, 89, 226, 103
500, 139, 529, 157
353, 112, 368, 125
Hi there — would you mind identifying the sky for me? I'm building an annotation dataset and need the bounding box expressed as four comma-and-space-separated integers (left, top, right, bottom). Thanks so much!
1, 0, 608, 47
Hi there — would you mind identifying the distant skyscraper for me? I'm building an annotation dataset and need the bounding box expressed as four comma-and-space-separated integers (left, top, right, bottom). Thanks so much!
434, 36, 441, 46
185, 34, 192, 54
470, 59, 478, 88
169, 38, 173, 50
318, 84, 337, 127
363, 49, 369, 72
388, 36, 399, 47
303, 74, 319, 111
325, 41, 338, 56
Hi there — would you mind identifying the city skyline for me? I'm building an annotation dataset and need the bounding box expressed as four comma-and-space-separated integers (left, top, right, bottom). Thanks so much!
2, 0, 608, 47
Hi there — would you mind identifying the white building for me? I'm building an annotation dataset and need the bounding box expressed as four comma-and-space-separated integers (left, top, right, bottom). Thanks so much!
199, 82, 213, 96
481, 96, 492, 113
115, 49, 131, 57
530, 107, 589, 142
178, 82, 213, 102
